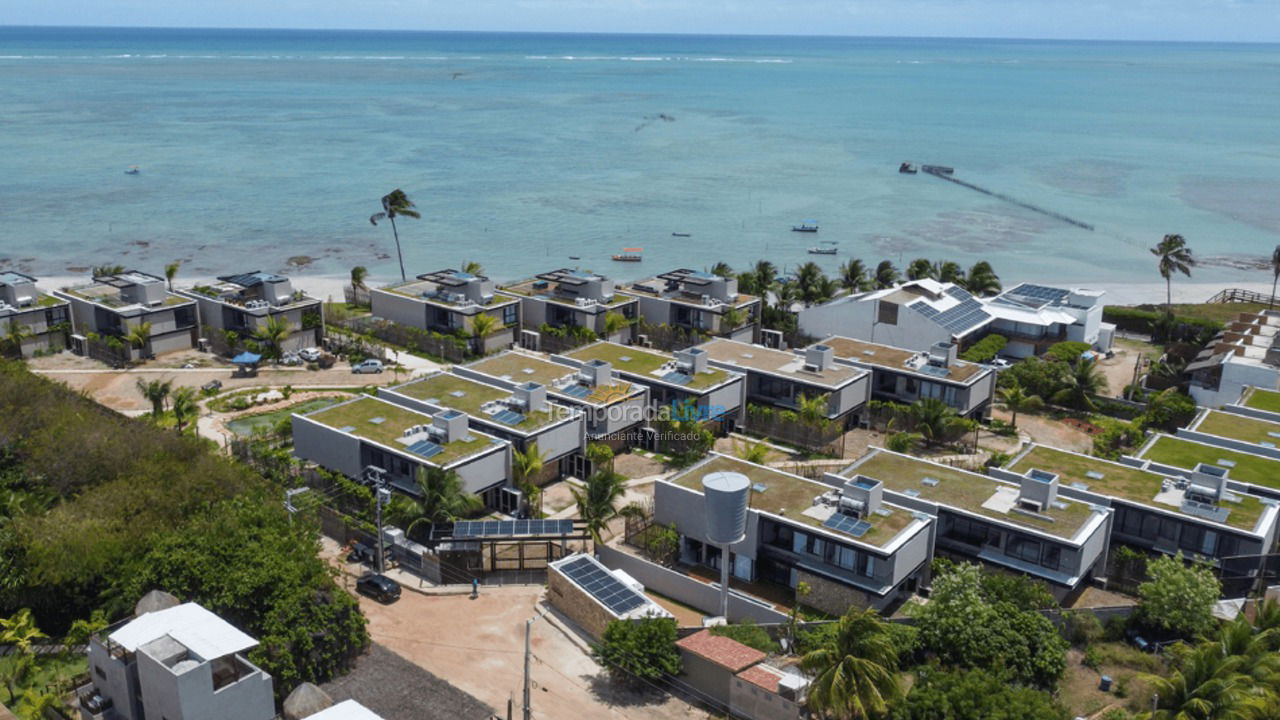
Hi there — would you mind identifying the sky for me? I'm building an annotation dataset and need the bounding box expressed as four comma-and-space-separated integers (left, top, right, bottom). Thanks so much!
1, 0, 1278, 43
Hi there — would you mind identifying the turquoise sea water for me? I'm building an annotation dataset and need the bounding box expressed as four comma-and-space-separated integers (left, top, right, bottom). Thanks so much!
2, 27, 1278, 286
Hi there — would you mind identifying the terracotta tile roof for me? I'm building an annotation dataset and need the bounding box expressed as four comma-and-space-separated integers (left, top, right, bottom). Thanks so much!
675, 630, 765, 673
736, 664, 783, 693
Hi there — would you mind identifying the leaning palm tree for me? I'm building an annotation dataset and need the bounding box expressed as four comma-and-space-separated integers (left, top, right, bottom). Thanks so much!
800, 608, 902, 720
996, 379, 1042, 428
462, 260, 484, 275
1142, 642, 1250, 720
906, 257, 936, 281
369, 188, 421, 282
350, 265, 369, 290
838, 259, 868, 292
400, 467, 483, 535
573, 468, 627, 544
253, 316, 292, 363
936, 260, 965, 285
964, 261, 1002, 296
136, 378, 173, 418
873, 260, 899, 289
512, 442, 546, 517
1270, 244, 1280, 309
125, 321, 153, 359
1052, 358, 1107, 411
170, 386, 198, 434
164, 262, 180, 291
1151, 234, 1195, 317
708, 261, 733, 279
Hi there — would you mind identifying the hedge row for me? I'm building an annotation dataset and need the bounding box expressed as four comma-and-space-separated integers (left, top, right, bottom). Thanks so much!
960, 334, 1007, 363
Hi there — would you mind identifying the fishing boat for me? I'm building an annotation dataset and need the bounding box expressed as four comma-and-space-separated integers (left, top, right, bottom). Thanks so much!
898, 162, 917, 174
791, 220, 819, 233
612, 247, 643, 262
124, 165, 141, 175
671, 232, 691, 238
808, 247, 837, 255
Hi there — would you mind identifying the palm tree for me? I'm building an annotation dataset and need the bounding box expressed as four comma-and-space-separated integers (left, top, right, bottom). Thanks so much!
963, 261, 1002, 296
0, 609, 47, 654
573, 468, 627, 544
800, 608, 902, 720
906, 257, 936, 281
1151, 234, 1195, 316
720, 306, 747, 335
462, 260, 484, 275
222, 329, 241, 355
1, 320, 32, 358
708, 261, 733, 279
164, 261, 180, 291
906, 397, 968, 447
796, 393, 831, 427
399, 467, 483, 534
734, 437, 770, 464
350, 265, 369, 290
369, 188, 421, 282
136, 378, 173, 418
469, 313, 499, 355
874, 260, 899, 289
1052, 358, 1107, 411
512, 442, 546, 517
171, 386, 197, 434
253, 316, 292, 363
753, 260, 778, 291
602, 311, 632, 340
838, 259, 869, 292
1142, 642, 1250, 720
996, 379, 1042, 428
1270, 244, 1280, 309
125, 321, 152, 358
736, 270, 760, 297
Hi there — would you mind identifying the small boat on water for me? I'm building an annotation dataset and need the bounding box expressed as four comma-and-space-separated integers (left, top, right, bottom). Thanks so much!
898, 162, 917, 174
808, 247, 837, 255
124, 165, 140, 175
671, 232, 691, 238
792, 220, 819, 233
612, 247, 643, 262
568, 256, 581, 260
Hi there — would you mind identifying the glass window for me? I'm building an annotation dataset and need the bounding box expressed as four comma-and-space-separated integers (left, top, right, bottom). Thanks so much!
1041, 544, 1061, 571
864, 554, 876, 577
502, 305, 517, 325
1008, 535, 1041, 564
792, 531, 807, 554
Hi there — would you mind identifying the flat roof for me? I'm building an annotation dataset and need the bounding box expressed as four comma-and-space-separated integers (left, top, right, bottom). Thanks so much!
621, 269, 758, 309
1195, 410, 1280, 448
821, 336, 989, 384
1011, 444, 1267, 533
564, 342, 735, 391
669, 454, 921, 549
848, 450, 1101, 541
500, 274, 633, 309
697, 338, 865, 389
306, 701, 386, 720
1243, 388, 1280, 415
0, 271, 36, 286
1139, 434, 1280, 495
465, 352, 639, 406
386, 372, 564, 431
304, 396, 497, 466
110, 603, 256, 660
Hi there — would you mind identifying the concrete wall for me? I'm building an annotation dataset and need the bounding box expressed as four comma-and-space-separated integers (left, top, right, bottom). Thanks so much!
449, 443, 511, 496
87, 639, 141, 720
547, 565, 615, 639
1193, 360, 1280, 409
595, 545, 788, 624
291, 415, 364, 478
1176, 427, 1280, 462
730, 674, 803, 720
656, 481, 762, 564
369, 289, 428, 329
136, 651, 274, 720
149, 327, 196, 356
831, 374, 871, 418
800, 298, 952, 354
704, 379, 746, 420
1222, 402, 1280, 424
678, 652, 732, 708
798, 569, 871, 615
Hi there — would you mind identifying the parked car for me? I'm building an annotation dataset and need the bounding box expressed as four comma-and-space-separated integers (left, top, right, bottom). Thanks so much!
356, 573, 401, 603
201, 379, 223, 393
299, 347, 322, 363
281, 352, 302, 366
990, 357, 1013, 371
352, 359, 384, 374
346, 540, 391, 565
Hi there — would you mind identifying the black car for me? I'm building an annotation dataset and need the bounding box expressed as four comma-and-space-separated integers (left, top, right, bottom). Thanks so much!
356, 573, 401, 603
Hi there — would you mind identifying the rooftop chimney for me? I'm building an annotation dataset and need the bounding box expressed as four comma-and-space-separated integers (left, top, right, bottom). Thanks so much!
676, 347, 708, 374
581, 359, 613, 387
514, 381, 548, 413
1019, 469, 1060, 512
1187, 463, 1228, 504
805, 344, 834, 371
432, 409, 469, 444
840, 475, 883, 517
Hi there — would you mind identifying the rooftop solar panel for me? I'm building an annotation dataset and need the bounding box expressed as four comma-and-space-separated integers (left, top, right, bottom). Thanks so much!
558, 556, 648, 615
662, 371, 693, 386
451, 519, 573, 538
493, 410, 526, 425
560, 384, 592, 398
407, 440, 443, 459
823, 513, 872, 538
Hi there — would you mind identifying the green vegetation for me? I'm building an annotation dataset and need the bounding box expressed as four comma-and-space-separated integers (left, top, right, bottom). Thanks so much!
308, 397, 493, 464
368, 188, 420, 283
1102, 306, 1222, 343
1151, 234, 1195, 316
387, 466, 482, 534
710, 620, 775, 653
393, 372, 559, 429
1045, 340, 1093, 364
1196, 409, 1280, 445
960, 333, 1007, 363
1141, 434, 1280, 491
227, 397, 342, 437
592, 617, 682, 685
891, 668, 1069, 720
567, 341, 730, 390
574, 445, 628, 543
1136, 553, 1221, 639
800, 608, 903, 719
0, 361, 368, 702
1245, 388, 1280, 414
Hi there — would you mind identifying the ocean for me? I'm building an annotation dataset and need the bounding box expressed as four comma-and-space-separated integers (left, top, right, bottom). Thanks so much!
2, 26, 1279, 291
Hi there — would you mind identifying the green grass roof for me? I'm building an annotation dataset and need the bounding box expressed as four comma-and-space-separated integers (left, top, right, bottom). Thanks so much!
855, 450, 1099, 541
1244, 388, 1280, 415
389, 373, 561, 431
565, 342, 733, 391
466, 352, 637, 406
1141, 435, 1280, 493
306, 396, 495, 466
669, 455, 919, 549
1196, 410, 1280, 447
1017, 444, 1266, 532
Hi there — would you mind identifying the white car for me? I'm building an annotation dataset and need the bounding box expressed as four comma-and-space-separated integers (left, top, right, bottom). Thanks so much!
352, 359, 384, 374
299, 347, 322, 362
990, 358, 1013, 371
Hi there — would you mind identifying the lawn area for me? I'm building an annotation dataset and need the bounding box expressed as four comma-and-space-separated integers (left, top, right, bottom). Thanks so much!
227, 396, 342, 436
1142, 435, 1280, 491
1061, 644, 1161, 719
1154, 301, 1269, 325
390, 372, 561, 430
307, 396, 496, 465
1196, 410, 1280, 446
1245, 388, 1280, 414
566, 341, 732, 390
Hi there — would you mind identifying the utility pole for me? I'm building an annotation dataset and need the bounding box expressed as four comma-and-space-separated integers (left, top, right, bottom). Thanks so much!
364, 465, 388, 574
522, 617, 533, 720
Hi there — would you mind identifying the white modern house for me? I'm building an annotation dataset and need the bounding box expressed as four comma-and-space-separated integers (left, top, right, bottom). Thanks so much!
1188, 309, 1280, 408
985, 283, 1112, 358
80, 602, 275, 720
498, 268, 638, 348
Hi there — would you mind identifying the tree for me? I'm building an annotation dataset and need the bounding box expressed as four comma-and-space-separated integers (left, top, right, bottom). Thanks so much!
708, 261, 733, 279
16, 689, 63, 719
734, 437, 770, 464
0, 608, 46, 705
795, 262, 830, 305
171, 386, 197, 434
839, 259, 869, 292
253, 316, 292, 363
893, 668, 1069, 720
1051, 358, 1107, 411
905, 397, 970, 447
1, 320, 33, 358
1272, 244, 1280, 309
874, 260, 900, 289
906, 257, 937, 281
602, 311, 632, 339
1142, 641, 1249, 720
461, 260, 483, 275
592, 617, 681, 684
1151, 234, 1195, 317
962, 261, 1002, 296
720, 306, 746, 334
470, 313, 499, 353
125, 321, 153, 358
164, 261, 180, 291
1142, 388, 1197, 432
350, 265, 368, 290
753, 260, 778, 291
937, 260, 965, 285
996, 379, 1042, 428
573, 468, 627, 544
396, 466, 482, 533
801, 608, 902, 720
369, 188, 421, 283
1138, 552, 1222, 639
586, 442, 615, 475
136, 378, 173, 418
512, 442, 545, 518
797, 393, 831, 427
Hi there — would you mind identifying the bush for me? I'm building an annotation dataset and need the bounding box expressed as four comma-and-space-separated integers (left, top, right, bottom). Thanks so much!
1104, 616, 1129, 642
1137, 553, 1221, 639
592, 617, 682, 684
1045, 341, 1092, 364
1061, 610, 1104, 647
710, 620, 775, 653
960, 334, 1008, 363
1140, 389, 1197, 432
892, 668, 1070, 720
886, 431, 918, 453
985, 451, 1011, 468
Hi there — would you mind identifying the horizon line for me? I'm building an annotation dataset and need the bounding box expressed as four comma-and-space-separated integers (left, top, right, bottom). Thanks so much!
3, 24, 1278, 46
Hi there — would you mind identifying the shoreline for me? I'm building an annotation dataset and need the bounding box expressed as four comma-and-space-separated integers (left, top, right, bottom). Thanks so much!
37, 273, 1273, 310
